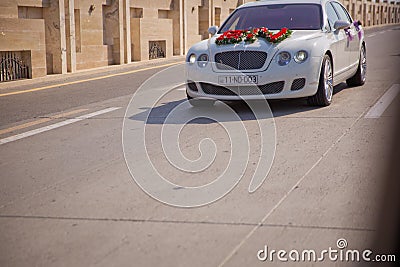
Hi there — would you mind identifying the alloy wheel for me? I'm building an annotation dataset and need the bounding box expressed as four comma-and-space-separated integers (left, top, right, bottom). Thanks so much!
324, 58, 333, 102
360, 46, 367, 83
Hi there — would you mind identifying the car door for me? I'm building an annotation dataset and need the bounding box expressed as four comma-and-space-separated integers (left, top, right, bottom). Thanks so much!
325, 2, 348, 79
331, 1, 360, 69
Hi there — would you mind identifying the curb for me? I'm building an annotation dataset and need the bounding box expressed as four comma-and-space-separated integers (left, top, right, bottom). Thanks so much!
0, 56, 186, 90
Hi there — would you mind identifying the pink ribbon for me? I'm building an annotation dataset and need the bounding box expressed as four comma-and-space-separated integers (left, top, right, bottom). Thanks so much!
353, 20, 362, 39
344, 28, 353, 41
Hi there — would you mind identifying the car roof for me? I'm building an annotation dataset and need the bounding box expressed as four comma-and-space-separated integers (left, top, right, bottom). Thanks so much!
239, 0, 335, 9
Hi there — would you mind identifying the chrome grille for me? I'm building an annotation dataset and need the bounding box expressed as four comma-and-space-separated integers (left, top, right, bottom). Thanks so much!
215, 51, 267, 70
200, 81, 284, 96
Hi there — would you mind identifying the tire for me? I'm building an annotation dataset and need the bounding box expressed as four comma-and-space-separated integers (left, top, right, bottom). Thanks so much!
308, 55, 334, 106
346, 44, 367, 87
187, 92, 215, 107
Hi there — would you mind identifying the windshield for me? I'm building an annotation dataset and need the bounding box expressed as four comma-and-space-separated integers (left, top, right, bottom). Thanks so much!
219, 4, 323, 32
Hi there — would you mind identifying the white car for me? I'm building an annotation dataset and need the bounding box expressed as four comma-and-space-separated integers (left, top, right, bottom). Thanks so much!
185, 0, 366, 106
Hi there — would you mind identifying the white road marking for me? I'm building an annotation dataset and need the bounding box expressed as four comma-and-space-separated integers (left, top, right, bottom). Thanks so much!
0, 107, 121, 145
367, 28, 393, 38
365, 84, 399, 118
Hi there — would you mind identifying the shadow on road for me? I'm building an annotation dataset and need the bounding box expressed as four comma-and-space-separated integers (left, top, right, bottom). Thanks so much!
129, 99, 273, 124
129, 83, 351, 124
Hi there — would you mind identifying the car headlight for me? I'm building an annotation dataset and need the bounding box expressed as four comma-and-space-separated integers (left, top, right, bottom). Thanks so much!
294, 50, 308, 63
277, 51, 291, 66
197, 54, 209, 68
188, 54, 196, 64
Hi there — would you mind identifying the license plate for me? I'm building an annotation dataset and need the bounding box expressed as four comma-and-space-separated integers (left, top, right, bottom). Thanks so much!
218, 75, 258, 85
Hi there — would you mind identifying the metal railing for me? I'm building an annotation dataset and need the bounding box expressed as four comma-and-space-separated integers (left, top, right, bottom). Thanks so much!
0, 52, 30, 82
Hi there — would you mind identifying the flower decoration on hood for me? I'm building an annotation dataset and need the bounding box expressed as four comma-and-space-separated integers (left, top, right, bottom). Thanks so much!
216, 27, 292, 45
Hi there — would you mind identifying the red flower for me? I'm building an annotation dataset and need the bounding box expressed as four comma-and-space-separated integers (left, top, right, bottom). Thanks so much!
216, 27, 291, 45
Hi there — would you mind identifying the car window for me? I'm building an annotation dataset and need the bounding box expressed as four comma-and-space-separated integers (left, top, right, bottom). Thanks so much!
325, 3, 339, 31
219, 4, 323, 32
225, 15, 240, 31
331, 2, 352, 22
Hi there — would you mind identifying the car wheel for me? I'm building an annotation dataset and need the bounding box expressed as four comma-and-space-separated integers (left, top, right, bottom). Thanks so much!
346, 45, 367, 87
187, 92, 215, 107
308, 55, 333, 106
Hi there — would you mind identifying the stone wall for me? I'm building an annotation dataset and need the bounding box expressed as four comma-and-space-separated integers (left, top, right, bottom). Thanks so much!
73, 0, 110, 71
342, 0, 400, 26
0, 0, 48, 78
130, 0, 175, 61
0, 0, 399, 79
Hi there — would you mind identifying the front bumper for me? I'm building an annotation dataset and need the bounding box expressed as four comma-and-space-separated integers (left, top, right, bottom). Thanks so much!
186, 56, 323, 100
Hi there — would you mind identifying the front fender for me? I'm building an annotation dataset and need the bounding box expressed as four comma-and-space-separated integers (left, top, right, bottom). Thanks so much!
186, 40, 209, 61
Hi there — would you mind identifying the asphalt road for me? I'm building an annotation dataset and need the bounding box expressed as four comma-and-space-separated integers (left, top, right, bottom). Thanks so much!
0, 25, 399, 266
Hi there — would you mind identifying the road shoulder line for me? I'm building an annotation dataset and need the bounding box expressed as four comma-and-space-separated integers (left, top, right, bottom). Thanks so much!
365, 84, 399, 118
0, 109, 88, 135
0, 107, 121, 145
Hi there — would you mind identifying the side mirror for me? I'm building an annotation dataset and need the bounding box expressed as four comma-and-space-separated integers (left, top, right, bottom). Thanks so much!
333, 20, 351, 31
208, 26, 219, 36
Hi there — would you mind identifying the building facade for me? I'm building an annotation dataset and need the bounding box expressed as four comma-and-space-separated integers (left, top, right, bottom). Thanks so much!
0, 0, 399, 81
